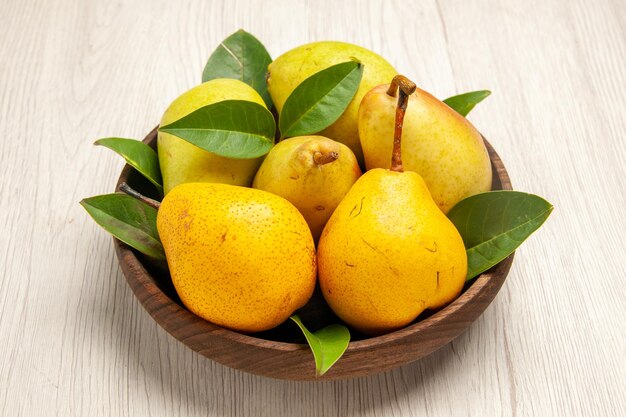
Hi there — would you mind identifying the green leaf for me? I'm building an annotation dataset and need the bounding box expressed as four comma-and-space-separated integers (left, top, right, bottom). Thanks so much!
95, 138, 163, 194
159, 100, 275, 159
279, 61, 363, 138
290, 315, 350, 377
443, 90, 491, 117
80, 194, 165, 261
202, 29, 273, 108
447, 191, 553, 280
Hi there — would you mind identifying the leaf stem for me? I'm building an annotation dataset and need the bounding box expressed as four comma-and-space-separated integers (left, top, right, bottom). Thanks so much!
388, 75, 417, 172
118, 182, 161, 210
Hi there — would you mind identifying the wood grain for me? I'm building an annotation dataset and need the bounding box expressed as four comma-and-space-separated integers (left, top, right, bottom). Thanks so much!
0, 0, 624, 415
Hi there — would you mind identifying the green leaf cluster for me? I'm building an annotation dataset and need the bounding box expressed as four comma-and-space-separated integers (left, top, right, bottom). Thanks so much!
95, 138, 163, 194
443, 90, 491, 117
170, 41, 366, 156
202, 29, 273, 108
80, 194, 164, 260
448, 191, 554, 280
290, 316, 350, 376
159, 100, 275, 159
278, 61, 363, 138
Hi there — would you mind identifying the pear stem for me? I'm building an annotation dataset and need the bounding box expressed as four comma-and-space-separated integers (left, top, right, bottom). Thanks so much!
388, 75, 417, 172
313, 151, 339, 165
119, 182, 161, 210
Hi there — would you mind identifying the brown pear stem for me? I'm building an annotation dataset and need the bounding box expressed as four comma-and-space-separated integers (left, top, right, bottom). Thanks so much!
387, 75, 417, 172
386, 74, 416, 98
313, 151, 339, 165
119, 182, 161, 210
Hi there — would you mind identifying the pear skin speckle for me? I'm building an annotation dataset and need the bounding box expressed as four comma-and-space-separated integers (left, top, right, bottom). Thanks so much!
253, 136, 362, 242
317, 170, 467, 336
157, 182, 317, 333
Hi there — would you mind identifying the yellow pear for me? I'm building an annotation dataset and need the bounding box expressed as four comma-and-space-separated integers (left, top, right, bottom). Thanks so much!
157, 182, 316, 333
267, 41, 397, 164
158, 79, 268, 194
318, 76, 467, 336
253, 135, 361, 242
359, 83, 492, 213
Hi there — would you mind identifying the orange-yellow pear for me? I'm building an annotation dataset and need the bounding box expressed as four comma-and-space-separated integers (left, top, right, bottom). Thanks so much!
157, 182, 316, 333
359, 83, 492, 213
253, 135, 361, 242
267, 41, 397, 164
318, 76, 467, 336
158, 79, 268, 194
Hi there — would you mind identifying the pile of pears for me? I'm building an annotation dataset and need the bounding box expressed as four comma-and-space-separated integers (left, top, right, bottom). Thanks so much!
155, 41, 492, 336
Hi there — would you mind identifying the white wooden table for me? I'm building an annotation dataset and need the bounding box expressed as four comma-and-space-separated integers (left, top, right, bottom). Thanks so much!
1, 0, 624, 415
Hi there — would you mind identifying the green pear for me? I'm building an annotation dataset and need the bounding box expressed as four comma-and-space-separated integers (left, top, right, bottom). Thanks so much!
267, 41, 397, 164
253, 135, 361, 242
359, 81, 492, 213
318, 76, 467, 336
158, 79, 268, 194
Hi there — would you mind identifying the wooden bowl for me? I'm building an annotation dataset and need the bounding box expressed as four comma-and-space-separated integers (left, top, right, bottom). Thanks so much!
114, 126, 514, 381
